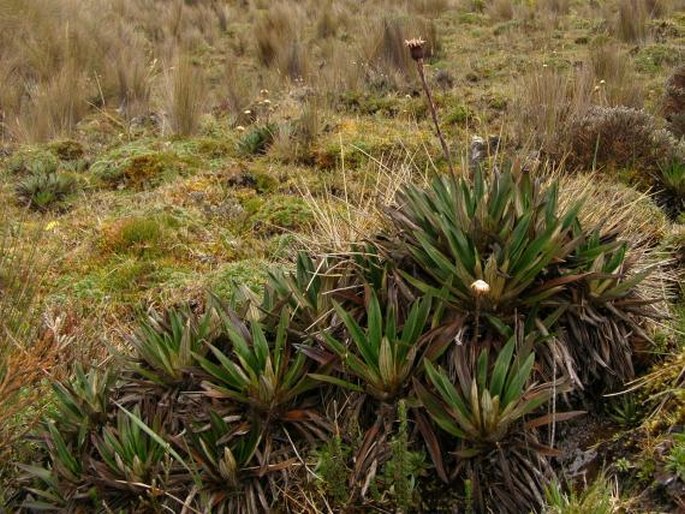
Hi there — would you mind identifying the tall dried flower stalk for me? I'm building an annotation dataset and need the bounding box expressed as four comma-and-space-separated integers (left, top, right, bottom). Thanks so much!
405, 37, 454, 174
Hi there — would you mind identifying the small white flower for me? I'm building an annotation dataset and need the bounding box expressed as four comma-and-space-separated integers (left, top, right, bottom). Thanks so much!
599, 79, 606, 85
470, 279, 490, 296
236, 125, 245, 132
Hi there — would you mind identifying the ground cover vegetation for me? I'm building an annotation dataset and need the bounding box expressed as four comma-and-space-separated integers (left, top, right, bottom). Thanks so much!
0, 0, 684, 512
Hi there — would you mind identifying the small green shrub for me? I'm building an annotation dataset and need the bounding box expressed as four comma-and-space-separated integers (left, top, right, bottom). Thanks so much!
545, 474, 616, 514
316, 435, 351, 505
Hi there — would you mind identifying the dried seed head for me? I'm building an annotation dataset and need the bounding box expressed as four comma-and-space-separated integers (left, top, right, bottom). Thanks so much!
405, 38, 426, 61
470, 279, 490, 296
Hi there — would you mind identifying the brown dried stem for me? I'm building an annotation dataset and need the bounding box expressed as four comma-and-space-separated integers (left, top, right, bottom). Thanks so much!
406, 38, 454, 174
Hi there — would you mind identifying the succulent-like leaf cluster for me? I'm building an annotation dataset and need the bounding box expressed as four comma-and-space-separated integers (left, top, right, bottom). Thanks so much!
22, 166, 660, 513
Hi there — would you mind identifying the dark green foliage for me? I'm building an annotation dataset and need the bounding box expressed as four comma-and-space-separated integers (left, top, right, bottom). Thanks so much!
386, 166, 655, 387
19, 165, 659, 513
607, 393, 644, 427
128, 307, 216, 386
7, 149, 58, 175
237, 124, 276, 156
316, 434, 351, 504
318, 292, 434, 401
15, 172, 77, 211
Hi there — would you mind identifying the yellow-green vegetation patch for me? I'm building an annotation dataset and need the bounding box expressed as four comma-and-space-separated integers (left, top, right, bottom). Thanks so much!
90, 141, 201, 190
99, 214, 172, 258
48, 139, 85, 161
248, 194, 313, 235
312, 117, 438, 170
206, 258, 273, 299
5, 147, 59, 176
63, 256, 192, 305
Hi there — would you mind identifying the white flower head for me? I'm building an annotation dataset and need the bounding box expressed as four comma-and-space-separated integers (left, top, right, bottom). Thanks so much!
470, 279, 490, 296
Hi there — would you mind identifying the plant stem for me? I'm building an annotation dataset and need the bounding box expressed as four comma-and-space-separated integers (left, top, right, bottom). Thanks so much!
415, 59, 454, 175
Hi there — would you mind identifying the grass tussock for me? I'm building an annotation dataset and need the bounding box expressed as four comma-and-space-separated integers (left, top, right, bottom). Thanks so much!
165, 54, 207, 136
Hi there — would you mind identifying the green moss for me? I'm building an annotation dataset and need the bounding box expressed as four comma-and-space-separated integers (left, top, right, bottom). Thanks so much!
249, 195, 312, 235
90, 142, 199, 190
207, 258, 271, 300
48, 140, 85, 161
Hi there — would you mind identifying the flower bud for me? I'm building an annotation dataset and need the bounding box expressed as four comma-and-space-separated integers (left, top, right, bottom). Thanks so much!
470, 279, 490, 296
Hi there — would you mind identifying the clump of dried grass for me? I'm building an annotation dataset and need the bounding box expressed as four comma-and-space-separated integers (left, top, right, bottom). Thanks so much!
254, 1, 309, 81
299, 148, 429, 254
358, 15, 440, 92
165, 53, 207, 136
589, 41, 643, 108
0, 0, 226, 142
662, 64, 685, 139
514, 43, 645, 162
514, 67, 594, 154
615, 0, 650, 43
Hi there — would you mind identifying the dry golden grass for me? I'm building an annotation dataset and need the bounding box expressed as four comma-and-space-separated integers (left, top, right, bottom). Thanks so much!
514, 66, 594, 154
165, 54, 207, 136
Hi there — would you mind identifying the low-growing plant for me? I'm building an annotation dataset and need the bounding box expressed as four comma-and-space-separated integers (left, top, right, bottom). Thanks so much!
317, 292, 434, 401
316, 433, 351, 505
7, 148, 59, 175
545, 474, 617, 514
249, 194, 313, 235
127, 306, 216, 387
416, 336, 578, 512
666, 432, 685, 481
101, 215, 168, 257
195, 306, 324, 429
237, 123, 276, 156
15, 172, 77, 211
50, 365, 115, 447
